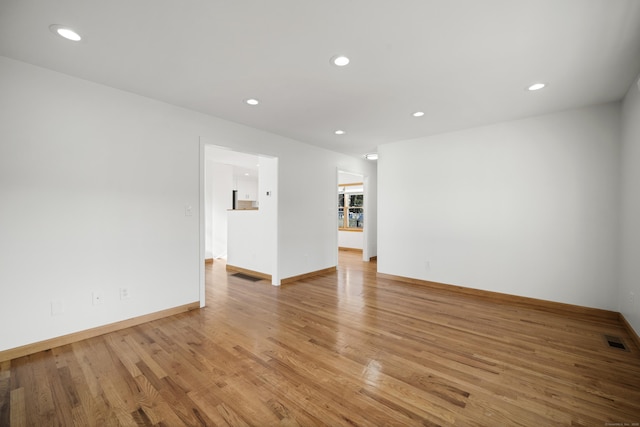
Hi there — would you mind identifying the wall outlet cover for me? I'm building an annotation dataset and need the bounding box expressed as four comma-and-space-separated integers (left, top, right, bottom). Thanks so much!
92, 291, 103, 306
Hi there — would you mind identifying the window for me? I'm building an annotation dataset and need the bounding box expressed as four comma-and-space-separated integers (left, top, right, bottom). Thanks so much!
338, 183, 363, 231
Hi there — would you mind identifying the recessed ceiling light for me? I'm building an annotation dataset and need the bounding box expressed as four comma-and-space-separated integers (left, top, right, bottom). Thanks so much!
334, 130, 345, 135
331, 55, 350, 67
245, 98, 259, 105
244, 173, 250, 176
412, 111, 425, 117
49, 25, 82, 42
364, 153, 379, 160
527, 83, 546, 91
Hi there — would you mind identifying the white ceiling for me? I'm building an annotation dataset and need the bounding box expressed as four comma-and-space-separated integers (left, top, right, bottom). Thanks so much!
205, 145, 260, 179
205, 146, 259, 169
2, 0, 640, 158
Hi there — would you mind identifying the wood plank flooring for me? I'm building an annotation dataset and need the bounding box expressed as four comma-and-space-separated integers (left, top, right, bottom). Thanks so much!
2, 252, 640, 426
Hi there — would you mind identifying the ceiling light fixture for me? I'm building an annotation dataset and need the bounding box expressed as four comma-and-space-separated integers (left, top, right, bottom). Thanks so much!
49, 25, 82, 41
245, 98, 259, 106
412, 111, 425, 117
365, 153, 379, 160
334, 130, 345, 135
527, 83, 546, 91
331, 55, 350, 67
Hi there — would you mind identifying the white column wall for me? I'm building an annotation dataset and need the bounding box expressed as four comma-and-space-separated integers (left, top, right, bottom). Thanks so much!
620, 75, 640, 335
210, 162, 233, 259
204, 157, 214, 259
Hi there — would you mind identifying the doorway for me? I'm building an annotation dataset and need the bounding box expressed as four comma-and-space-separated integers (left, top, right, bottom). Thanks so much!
337, 170, 370, 262
199, 141, 279, 307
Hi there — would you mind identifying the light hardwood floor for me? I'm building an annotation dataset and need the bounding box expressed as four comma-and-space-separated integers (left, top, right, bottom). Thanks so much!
2, 252, 640, 426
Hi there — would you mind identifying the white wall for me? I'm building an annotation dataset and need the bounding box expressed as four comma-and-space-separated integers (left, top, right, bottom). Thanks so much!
227, 156, 278, 280
227, 211, 270, 272
204, 157, 214, 259
0, 57, 200, 351
339, 172, 362, 185
338, 232, 363, 250
620, 75, 640, 334
378, 103, 621, 310
235, 176, 258, 202
210, 162, 233, 258
0, 56, 376, 352
259, 157, 279, 282
364, 172, 378, 260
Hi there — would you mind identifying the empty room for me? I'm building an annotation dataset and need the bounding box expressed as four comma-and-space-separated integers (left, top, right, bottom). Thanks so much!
1, 0, 640, 425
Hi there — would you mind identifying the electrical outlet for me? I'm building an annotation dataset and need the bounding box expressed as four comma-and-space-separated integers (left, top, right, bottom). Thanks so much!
631, 291, 636, 305
120, 287, 130, 300
92, 291, 103, 306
